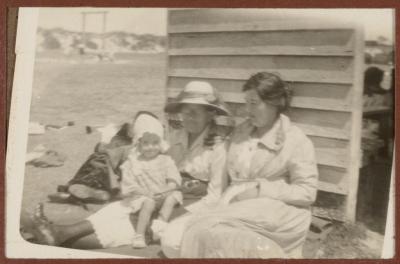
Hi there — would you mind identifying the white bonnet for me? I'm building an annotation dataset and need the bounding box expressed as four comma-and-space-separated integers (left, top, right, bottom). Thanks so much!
133, 112, 169, 153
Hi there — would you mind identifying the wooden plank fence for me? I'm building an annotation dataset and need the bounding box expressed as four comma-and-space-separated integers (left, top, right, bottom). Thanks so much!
166, 9, 364, 222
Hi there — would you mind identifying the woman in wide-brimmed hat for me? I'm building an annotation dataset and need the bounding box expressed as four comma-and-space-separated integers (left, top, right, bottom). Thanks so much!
28, 81, 231, 249
165, 81, 230, 204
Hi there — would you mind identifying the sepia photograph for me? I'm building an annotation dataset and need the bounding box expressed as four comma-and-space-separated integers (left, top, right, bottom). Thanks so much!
6, 7, 395, 259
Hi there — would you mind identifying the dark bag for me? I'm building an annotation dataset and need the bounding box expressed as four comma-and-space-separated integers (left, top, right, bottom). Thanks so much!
68, 152, 119, 193
180, 172, 208, 199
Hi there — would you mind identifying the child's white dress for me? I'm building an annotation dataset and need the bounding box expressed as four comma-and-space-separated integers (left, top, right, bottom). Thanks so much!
86, 149, 182, 248
119, 150, 183, 209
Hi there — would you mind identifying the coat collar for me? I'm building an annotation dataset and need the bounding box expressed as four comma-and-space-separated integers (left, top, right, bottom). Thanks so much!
250, 114, 291, 151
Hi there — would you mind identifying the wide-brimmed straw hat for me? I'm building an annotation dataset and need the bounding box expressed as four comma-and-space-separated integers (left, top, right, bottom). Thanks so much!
164, 81, 230, 116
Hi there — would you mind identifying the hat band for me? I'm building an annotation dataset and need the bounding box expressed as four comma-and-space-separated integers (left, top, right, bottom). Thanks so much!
179, 91, 217, 104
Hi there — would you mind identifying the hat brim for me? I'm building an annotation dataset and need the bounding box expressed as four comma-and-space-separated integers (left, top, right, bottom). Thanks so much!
164, 98, 230, 116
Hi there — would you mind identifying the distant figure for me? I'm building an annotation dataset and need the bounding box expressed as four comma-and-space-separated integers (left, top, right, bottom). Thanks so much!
76, 43, 115, 62
364, 66, 388, 96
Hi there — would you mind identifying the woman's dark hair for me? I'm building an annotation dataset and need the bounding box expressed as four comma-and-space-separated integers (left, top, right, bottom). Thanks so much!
242, 72, 292, 113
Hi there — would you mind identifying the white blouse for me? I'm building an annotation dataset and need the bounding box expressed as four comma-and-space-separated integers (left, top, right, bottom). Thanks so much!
227, 114, 319, 207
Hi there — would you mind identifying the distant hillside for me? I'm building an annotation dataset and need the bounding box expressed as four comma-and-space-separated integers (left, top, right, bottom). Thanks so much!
36, 27, 166, 54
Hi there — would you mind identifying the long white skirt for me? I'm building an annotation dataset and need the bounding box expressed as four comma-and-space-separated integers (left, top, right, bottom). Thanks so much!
86, 198, 145, 248
161, 197, 311, 258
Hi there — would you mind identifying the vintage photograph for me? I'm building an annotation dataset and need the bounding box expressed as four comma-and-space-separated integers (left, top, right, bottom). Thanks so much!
11, 7, 394, 258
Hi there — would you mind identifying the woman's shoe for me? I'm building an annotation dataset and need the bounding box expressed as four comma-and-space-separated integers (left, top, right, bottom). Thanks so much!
132, 234, 147, 248
68, 184, 110, 203
31, 203, 58, 245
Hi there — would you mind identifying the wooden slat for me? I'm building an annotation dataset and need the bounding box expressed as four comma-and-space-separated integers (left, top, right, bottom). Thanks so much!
170, 55, 353, 72
295, 123, 349, 140
168, 88, 351, 112
169, 30, 354, 52
315, 147, 347, 168
311, 137, 349, 168
169, 9, 294, 25
168, 76, 352, 93
169, 9, 357, 30
318, 181, 347, 195
228, 96, 350, 112
213, 115, 350, 140
290, 98, 350, 112
169, 21, 354, 34
227, 106, 351, 139
169, 46, 353, 57
169, 109, 350, 140
168, 77, 352, 104
289, 108, 351, 138
169, 68, 352, 84
318, 165, 348, 195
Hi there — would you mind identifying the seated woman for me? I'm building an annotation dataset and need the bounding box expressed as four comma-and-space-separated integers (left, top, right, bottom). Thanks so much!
161, 72, 319, 258
165, 81, 231, 209
28, 81, 230, 249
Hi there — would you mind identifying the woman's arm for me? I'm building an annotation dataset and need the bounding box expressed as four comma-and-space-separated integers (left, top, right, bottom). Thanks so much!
258, 137, 318, 207
204, 143, 229, 202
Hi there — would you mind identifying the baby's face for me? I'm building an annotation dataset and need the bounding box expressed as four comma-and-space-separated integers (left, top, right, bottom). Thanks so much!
138, 132, 162, 159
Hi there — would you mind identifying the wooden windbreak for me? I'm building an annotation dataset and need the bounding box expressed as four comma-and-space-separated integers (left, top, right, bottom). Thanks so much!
166, 9, 364, 222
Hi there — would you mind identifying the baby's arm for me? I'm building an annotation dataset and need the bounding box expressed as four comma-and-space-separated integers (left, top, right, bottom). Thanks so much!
154, 156, 182, 200
164, 155, 182, 191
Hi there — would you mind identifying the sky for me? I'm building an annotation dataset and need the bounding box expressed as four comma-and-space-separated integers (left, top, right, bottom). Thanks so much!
38, 8, 394, 41
38, 8, 167, 35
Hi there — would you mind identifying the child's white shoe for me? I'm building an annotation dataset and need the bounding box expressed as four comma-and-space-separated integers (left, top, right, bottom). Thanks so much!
132, 234, 147, 248
150, 219, 168, 241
